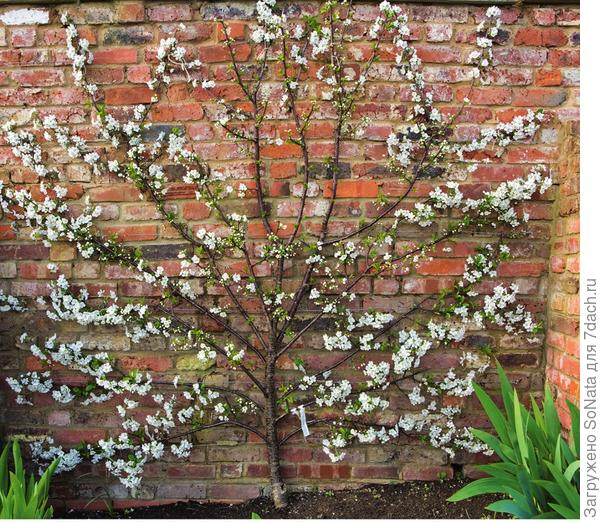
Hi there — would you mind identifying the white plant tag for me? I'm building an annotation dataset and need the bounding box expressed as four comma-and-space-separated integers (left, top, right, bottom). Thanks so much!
292, 405, 310, 437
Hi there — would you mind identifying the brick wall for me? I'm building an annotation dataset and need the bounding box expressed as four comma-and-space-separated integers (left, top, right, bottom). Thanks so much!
545, 119, 580, 426
0, 1, 579, 508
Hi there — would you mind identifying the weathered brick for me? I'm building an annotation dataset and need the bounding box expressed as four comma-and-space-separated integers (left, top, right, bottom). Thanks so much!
11, 69, 64, 87
530, 8, 556, 26
209, 484, 261, 501
10, 27, 36, 48
411, 5, 468, 23
512, 88, 567, 107
425, 24, 452, 42
0, 261, 16, 278
155, 483, 206, 499
146, 4, 192, 22
493, 48, 547, 66
455, 87, 512, 105
0, 8, 49, 26
116, 3, 145, 23
103, 27, 153, 45
119, 355, 173, 372
548, 49, 579, 67
402, 465, 453, 481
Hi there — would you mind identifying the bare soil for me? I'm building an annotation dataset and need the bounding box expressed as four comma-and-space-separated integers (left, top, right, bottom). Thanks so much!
55, 478, 507, 519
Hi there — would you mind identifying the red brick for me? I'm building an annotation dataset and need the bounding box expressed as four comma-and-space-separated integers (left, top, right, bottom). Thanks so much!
402, 278, 454, 294
402, 465, 453, 481
105, 86, 153, 105
535, 68, 562, 87
92, 47, 138, 64
373, 279, 400, 295
217, 22, 245, 41
323, 180, 379, 198
126, 64, 151, 83
351, 466, 399, 479
281, 447, 312, 463
455, 87, 512, 105
87, 67, 125, 84
269, 181, 289, 197
417, 259, 466, 276
168, 465, 215, 478
102, 225, 158, 241
88, 185, 143, 202
247, 222, 297, 239
506, 146, 559, 163
514, 28, 568, 47
261, 143, 302, 159
152, 103, 204, 122
116, 3, 145, 22
209, 484, 261, 501
548, 49, 579, 67
11, 69, 64, 87
53, 429, 106, 445
198, 43, 251, 63
297, 464, 351, 479
413, 45, 461, 63
182, 201, 211, 220
270, 162, 297, 179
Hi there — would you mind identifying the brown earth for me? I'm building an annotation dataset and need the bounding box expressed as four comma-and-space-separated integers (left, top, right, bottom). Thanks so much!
55, 479, 507, 519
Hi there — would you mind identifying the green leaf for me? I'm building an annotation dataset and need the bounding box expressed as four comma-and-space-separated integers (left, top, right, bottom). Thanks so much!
0, 441, 59, 519
471, 429, 515, 463
11, 442, 23, 484
0, 444, 9, 496
563, 460, 580, 483
473, 383, 510, 445
543, 460, 580, 513
486, 499, 532, 519
496, 363, 516, 426
503, 485, 537, 518
448, 478, 505, 502
567, 400, 580, 457
548, 502, 579, 519
513, 389, 530, 468
543, 386, 561, 449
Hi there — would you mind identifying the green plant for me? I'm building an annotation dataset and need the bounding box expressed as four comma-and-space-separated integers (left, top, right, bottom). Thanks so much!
448, 363, 580, 519
251, 512, 262, 519
0, 441, 59, 519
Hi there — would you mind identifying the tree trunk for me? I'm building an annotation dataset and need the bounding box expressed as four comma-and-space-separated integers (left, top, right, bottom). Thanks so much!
265, 355, 288, 508
267, 433, 287, 509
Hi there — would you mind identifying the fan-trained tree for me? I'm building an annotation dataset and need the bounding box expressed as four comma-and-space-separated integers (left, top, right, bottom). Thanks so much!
0, 0, 551, 508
